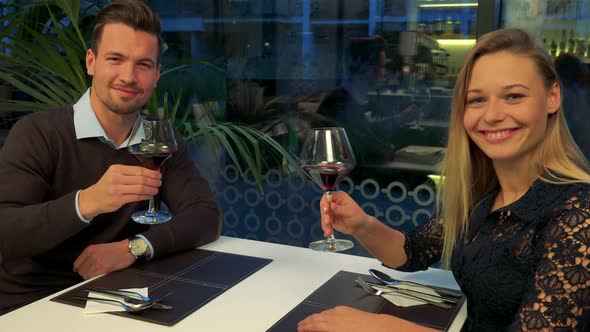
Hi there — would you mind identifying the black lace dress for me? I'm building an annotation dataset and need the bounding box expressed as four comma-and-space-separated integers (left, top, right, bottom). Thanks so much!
396, 179, 590, 331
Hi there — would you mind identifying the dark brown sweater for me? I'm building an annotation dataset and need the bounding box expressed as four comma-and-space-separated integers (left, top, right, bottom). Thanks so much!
0, 106, 221, 312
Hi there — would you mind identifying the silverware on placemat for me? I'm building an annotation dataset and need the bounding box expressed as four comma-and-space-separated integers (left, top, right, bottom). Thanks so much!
355, 277, 452, 310
72, 288, 173, 312
362, 280, 458, 304
369, 269, 463, 298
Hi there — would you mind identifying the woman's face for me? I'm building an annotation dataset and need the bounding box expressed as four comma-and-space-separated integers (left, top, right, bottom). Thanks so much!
462, 51, 560, 166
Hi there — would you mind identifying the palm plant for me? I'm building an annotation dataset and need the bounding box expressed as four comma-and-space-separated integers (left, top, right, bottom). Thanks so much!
147, 88, 297, 189
0, 0, 298, 190
0, 0, 91, 111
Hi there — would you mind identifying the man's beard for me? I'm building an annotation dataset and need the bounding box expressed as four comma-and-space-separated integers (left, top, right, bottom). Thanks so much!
101, 86, 148, 115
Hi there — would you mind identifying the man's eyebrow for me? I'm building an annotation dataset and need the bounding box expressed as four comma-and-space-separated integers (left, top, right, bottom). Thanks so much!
104, 51, 125, 58
103, 52, 156, 65
136, 57, 157, 65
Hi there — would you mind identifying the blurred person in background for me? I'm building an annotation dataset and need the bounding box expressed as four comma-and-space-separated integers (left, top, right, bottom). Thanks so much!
555, 52, 590, 160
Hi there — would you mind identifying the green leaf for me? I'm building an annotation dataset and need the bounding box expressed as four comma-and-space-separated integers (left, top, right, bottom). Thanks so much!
45, 5, 87, 88
0, 72, 58, 106
169, 91, 182, 123
54, 0, 80, 24
160, 64, 189, 77
194, 123, 247, 181
216, 124, 264, 190
0, 99, 50, 112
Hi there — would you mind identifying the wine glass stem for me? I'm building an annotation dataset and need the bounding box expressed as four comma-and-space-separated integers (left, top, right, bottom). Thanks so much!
325, 191, 337, 250
325, 191, 334, 235
325, 234, 336, 244
147, 197, 156, 216
146, 165, 162, 217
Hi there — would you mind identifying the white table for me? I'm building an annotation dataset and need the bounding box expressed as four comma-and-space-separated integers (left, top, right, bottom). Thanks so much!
0, 236, 466, 331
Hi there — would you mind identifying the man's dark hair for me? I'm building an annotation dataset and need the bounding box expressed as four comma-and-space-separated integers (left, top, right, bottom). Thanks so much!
347, 36, 386, 75
555, 52, 588, 86
91, 0, 163, 62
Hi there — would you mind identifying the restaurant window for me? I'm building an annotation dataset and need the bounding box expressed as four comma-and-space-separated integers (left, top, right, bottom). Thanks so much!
501, 0, 590, 161
0, 0, 487, 257
145, 0, 481, 257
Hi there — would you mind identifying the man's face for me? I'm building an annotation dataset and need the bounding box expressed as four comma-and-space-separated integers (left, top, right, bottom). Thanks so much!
86, 22, 160, 116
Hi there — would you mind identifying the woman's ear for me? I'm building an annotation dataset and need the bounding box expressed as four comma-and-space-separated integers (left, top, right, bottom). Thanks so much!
547, 81, 561, 115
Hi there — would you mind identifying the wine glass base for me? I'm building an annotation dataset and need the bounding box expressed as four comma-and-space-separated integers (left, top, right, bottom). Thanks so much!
309, 239, 354, 252
131, 210, 171, 224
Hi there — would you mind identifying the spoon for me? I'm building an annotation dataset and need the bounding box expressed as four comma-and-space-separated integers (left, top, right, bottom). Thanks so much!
368, 269, 463, 298
72, 295, 153, 312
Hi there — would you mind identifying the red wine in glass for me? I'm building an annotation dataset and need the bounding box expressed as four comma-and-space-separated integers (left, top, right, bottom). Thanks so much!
301, 164, 353, 191
128, 143, 177, 170
127, 118, 177, 224
300, 127, 356, 252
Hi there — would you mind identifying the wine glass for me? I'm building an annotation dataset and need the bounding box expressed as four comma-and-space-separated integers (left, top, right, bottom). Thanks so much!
127, 116, 178, 224
300, 127, 356, 252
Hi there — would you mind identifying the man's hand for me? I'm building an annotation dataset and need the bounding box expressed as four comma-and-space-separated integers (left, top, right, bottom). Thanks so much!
73, 240, 135, 280
79, 165, 162, 219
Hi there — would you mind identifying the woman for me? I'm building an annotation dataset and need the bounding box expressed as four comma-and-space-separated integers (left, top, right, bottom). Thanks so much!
298, 28, 590, 331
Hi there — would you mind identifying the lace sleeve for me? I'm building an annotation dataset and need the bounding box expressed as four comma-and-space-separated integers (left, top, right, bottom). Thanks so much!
509, 193, 590, 331
395, 217, 445, 272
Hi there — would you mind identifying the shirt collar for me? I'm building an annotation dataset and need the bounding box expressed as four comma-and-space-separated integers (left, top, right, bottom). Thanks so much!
73, 88, 145, 149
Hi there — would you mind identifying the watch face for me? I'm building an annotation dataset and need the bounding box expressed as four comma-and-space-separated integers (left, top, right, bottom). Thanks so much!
130, 238, 148, 256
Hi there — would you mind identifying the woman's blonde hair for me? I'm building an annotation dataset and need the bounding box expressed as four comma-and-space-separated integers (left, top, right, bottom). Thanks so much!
439, 28, 590, 267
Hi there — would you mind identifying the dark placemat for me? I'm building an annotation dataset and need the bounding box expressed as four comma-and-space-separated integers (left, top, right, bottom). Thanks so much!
51, 249, 272, 326
267, 270, 465, 331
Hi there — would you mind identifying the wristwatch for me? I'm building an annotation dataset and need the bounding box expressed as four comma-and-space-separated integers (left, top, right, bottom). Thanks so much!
128, 237, 149, 260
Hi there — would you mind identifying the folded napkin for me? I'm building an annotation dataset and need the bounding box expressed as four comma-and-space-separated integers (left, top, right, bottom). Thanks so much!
83, 288, 148, 314
374, 284, 444, 307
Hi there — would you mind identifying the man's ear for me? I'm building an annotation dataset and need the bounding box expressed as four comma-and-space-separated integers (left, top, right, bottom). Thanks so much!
86, 49, 96, 76
155, 63, 161, 85
547, 81, 561, 115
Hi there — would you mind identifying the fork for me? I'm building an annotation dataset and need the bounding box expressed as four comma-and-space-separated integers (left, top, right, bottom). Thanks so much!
355, 277, 452, 309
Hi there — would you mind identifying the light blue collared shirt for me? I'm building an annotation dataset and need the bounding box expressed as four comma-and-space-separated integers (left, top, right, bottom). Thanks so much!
73, 89, 145, 149
73, 89, 154, 258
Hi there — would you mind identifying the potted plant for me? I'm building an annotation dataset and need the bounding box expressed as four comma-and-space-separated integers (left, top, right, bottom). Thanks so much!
0, 0, 298, 190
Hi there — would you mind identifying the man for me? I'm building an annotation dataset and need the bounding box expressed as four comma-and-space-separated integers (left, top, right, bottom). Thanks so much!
0, 0, 221, 315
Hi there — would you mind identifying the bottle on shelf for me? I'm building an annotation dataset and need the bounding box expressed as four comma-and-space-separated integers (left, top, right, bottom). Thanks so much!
569, 29, 576, 52
559, 29, 567, 55
434, 14, 444, 35
576, 39, 586, 58
468, 19, 476, 36
550, 39, 557, 59
543, 36, 548, 49
445, 16, 454, 36
453, 16, 461, 37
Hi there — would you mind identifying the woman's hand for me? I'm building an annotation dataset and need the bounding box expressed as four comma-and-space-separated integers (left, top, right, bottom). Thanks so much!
320, 191, 370, 237
297, 306, 440, 332
297, 306, 386, 332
